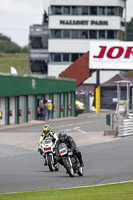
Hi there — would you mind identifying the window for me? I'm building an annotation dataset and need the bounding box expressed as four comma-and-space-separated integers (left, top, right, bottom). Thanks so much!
72, 54, 79, 62
90, 7, 97, 15
54, 30, 62, 38
107, 7, 116, 15
50, 30, 54, 38
72, 30, 79, 38
99, 7, 106, 15
80, 30, 88, 39
54, 6, 62, 15
72, 6, 82, 15
107, 30, 115, 39
77, 7, 82, 15
54, 53, 61, 62
31, 37, 42, 49
63, 30, 70, 38
50, 6, 121, 16
41, 36, 48, 48
90, 30, 97, 39
64, 6, 70, 15
121, 21, 125, 27
81, 6, 88, 15
118, 7, 123, 17
72, 6, 77, 15
49, 7, 53, 15
51, 53, 86, 62
99, 30, 106, 39
63, 54, 70, 62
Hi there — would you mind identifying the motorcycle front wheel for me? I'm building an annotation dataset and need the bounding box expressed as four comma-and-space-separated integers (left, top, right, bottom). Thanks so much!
63, 157, 74, 177
47, 155, 55, 172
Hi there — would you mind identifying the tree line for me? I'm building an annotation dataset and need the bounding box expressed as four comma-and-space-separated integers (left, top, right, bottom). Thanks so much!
0, 33, 28, 53
126, 18, 133, 41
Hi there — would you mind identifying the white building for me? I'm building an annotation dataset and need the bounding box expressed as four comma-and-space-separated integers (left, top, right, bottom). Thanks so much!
29, 0, 126, 83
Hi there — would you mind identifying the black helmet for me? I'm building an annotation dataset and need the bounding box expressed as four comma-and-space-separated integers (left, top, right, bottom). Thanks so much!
58, 130, 67, 142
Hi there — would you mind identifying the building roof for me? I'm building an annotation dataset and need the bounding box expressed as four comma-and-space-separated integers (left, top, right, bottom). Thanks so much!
59, 52, 90, 86
101, 74, 133, 87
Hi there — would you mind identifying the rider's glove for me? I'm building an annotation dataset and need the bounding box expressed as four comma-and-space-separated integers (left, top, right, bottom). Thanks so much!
52, 138, 56, 144
70, 148, 74, 153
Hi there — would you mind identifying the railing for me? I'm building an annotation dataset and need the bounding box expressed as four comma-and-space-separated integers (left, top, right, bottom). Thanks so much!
30, 25, 49, 36
101, 97, 133, 110
118, 113, 133, 137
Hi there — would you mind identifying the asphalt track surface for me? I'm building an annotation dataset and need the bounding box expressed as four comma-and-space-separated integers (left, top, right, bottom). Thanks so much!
0, 112, 133, 193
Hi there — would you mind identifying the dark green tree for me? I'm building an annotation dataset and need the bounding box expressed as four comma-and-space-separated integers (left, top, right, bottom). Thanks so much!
21, 46, 28, 53
0, 33, 11, 42
0, 40, 21, 53
126, 18, 133, 41
0, 32, 27, 53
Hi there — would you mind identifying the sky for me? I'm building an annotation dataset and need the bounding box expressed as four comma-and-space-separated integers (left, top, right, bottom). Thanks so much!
0, 0, 133, 47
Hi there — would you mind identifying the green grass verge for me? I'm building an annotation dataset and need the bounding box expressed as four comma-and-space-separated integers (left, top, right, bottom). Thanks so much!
0, 182, 133, 200
0, 53, 29, 74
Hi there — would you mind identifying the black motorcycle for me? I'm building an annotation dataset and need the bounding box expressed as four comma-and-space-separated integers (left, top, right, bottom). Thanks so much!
58, 143, 83, 177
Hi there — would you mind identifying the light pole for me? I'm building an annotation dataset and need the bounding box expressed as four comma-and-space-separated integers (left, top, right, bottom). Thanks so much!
124, 0, 127, 41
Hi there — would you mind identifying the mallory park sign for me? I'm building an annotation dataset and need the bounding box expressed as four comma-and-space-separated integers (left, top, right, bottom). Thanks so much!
60, 20, 108, 26
89, 41, 133, 70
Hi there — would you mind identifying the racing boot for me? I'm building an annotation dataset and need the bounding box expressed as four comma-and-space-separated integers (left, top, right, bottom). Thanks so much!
78, 156, 84, 167
38, 147, 43, 155
80, 161, 84, 167
54, 156, 59, 171
54, 164, 59, 171
75, 150, 84, 167
44, 159, 47, 166
43, 156, 47, 166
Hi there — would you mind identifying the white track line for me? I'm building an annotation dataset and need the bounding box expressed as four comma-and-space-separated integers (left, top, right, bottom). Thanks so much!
60, 180, 133, 190
3, 180, 133, 194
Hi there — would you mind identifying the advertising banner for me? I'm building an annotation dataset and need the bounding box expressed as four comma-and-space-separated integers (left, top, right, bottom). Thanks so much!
89, 41, 133, 70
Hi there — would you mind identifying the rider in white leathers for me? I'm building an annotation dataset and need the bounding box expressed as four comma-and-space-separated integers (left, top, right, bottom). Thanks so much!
38, 124, 58, 166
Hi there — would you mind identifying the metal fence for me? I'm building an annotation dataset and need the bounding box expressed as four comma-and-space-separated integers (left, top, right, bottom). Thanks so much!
101, 87, 133, 110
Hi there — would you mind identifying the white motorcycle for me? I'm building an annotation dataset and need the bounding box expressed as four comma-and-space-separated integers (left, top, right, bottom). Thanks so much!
59, 143, 83, 177
38, 137, 59, 172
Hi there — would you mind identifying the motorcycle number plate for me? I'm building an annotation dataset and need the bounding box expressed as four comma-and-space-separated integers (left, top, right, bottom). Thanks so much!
44, 147, 51, 151
59, 148, 67, 156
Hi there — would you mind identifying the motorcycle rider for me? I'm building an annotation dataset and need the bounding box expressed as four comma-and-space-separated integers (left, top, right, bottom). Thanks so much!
56, 130, 84, 167
38, 124, 58, 167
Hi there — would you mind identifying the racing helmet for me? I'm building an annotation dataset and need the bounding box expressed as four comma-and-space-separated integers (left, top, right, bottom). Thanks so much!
58, 130, 67, 142
43, 125, 51, 136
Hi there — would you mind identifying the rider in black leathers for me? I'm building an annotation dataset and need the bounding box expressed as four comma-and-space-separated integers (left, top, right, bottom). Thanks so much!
56, 130, 84, 167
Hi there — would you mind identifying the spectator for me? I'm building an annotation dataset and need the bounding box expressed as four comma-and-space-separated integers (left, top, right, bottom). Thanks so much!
47, 100, 53, 120
40, 105, 44, 120
43, 99, 48, 121
42, 10, 48, 24
37, 100, 44, 120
